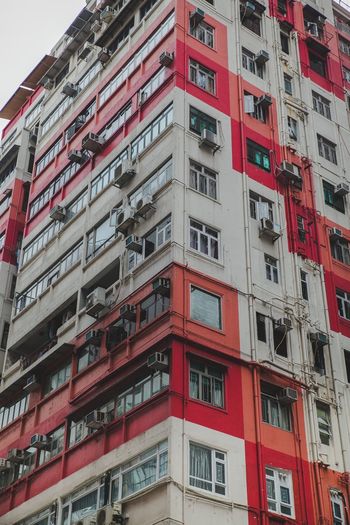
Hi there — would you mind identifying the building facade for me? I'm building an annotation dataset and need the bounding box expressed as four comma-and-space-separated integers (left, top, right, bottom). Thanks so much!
0, 0, 350, 524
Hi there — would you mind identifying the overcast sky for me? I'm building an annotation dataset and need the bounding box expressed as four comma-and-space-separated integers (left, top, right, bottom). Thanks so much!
0, 1, 86, 135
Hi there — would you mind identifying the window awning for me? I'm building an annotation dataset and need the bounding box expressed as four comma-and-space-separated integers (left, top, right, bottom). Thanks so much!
0, 55, 56, 120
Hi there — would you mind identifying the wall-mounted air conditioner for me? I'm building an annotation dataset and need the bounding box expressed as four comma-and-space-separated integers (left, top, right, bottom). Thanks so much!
61, 82, 78, 97
67, 150, 86, 164
147, 352, 169, 371
49, 205, 66, 222
199, 128, 219, 151
278, 387, 298, 404
159, 51, 174, 67
113, 161, 136, 188
259, 218, 280, 242
30, 434, 51, 449
85, 410, 106, 429
125, 235, 143, 253
152, 277, 170, 296
274, 318, 292, 332
85, 287, 106, 317
190, 8, 205, 26
135, 195, 154, 217
23, 374, 40, 392
82, 132, 105, 154
255, 50, 270, 64
116, 207, 137, 235
119, 304, 136, 321
335, 183, 349, 197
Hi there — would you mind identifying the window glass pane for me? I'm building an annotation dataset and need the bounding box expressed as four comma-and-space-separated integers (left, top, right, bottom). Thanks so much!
190, 286, 221, 329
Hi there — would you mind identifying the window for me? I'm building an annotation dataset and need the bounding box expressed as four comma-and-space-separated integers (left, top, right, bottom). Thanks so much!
190, 286, 222, 330
39, 426, 64, 465
273, 321, 288, 358
265, 467, 294, 517
284, 73, 293, 95
343, 66, 350, 83
280, 31, 289, 54
109, 17, 135, 54
256, 313, 267, 342
297, 215, 306, 242
339, 37, 350, 56
189, 106, 217, 135
278, 0, 287, 14
140, 0, 158, 18
131, 104, 173, 159
0, 194, 11, 216
189, 60, 216, 93
139, 67, 166, 105
244, 92, 268, 122
190, 360, 224, 407
100, 103, 132, 142
15, 506, 56, 525
249, 192, 273, 221
300, 270, 308, 300
287, 116, 298, 140
189, 160, 217, 199
0, 395, 28, 429
110, 441, 168, 500
190, 18, 214, 48
247, 139, 271, 171
323, 181, 345, 213
242, 48, 264, 78
331, 491, 346, 525
312, 91, 331, 119
65, 100, 96, 142
265, 254, 279, 283
35, 138, 63, 175
337, 288, 350, 320
309, 50, 327, 77
0, 157, 16, 188
0, 322, 10, 350
128, 215, 171, 271
86, 215, 117, 261
140, 293, 170, 327
316, 402, 331, 445
331, 237, 350, 265
189, 219, 219, 259
0, 232, 4, 250
344, 350, 350, 383
261, 382, 291, 431
90, 149, 128, 199
241, 0, 264, 36
77, 344, 100, 373
100, 12, 175, 105
116, 372, 169, 417
23, 189, 88, 265
45, 362, 71, 395
62, 478, 105, 524
189, 443, 227, 495
15, 241, 83, 313
24, 98, 44, 128
107, 317, 136, 347
317, 135, 337, 164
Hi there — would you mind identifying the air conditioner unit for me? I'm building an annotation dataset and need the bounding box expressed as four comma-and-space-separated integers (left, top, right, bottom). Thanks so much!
330, 227, 343, 240
85, 410, 106, 429
43, 78, 54, 90
135, 195, 154, 217
244, 1, 256, 15
257, 94, 272, 108
23, 374, 40, 392
96, 504, 122, 525
152, 277, 170, 296
279, 161, 303, 186
275, 318, 292, 332
116, 207, 137, 235
68, 149, 86, 164
307, 22, 319, 37
100, 6, 117, 23
29, 130, 38, 144
259, 218, 280, 242
310, 332, 329, 346
278, 387, 298, 404
147, 352, 169, 371
82, 132, 105, 154
159, 51, 174, 67
91, 19, 102, 33
113, 161, 136, 188
125, 235, 143, 253
49, 205, 66, 222
199, 128, 219, 151
255, 50, 270, 64
85, 329, 103, 343
7, 448, 25, 463
190, 8, 205, 26
61, 82, 78, 97
0, 459, 10, 471
79, 41, 95, 60
119, 303, 137, 321
86, 287, 106, 317
30, 434, 51, 449
98, 47, 112, 64
335, 183, 350, 197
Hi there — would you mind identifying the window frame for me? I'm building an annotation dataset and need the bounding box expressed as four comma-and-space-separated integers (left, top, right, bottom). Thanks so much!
190, 285, 222, 330
189, 359, 225, 408
265, 467, 295, 518
189, 442, 227, 496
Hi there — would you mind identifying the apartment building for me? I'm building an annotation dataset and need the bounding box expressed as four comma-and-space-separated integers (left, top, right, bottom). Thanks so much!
0, 0, 349, 524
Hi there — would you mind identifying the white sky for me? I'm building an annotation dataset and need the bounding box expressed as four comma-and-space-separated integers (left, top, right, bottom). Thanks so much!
0, 1, 86, 135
